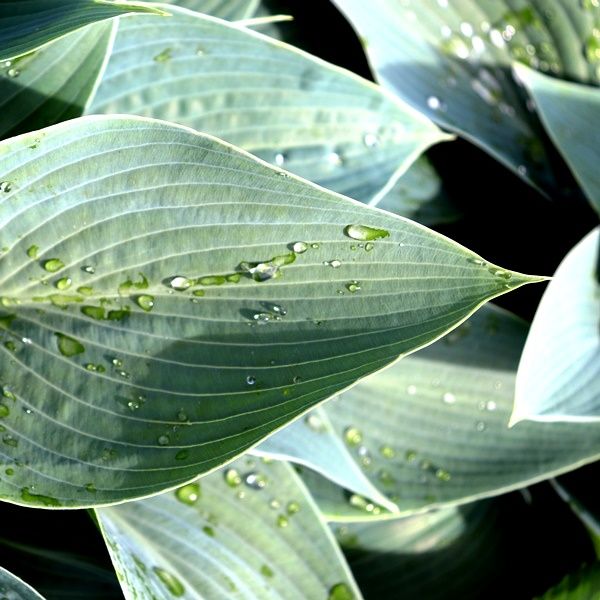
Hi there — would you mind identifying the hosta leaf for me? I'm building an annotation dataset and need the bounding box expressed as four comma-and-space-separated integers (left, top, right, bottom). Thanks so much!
0, 115, 539, 508
372, 156, 460, 225
536, 563, 600, 600
0, 23, 115, 141
332, 0, 600, 190
88, 5, 450, 203
515, 64, 600, 215
0, 0, 165, 62
160, 0, 259, 19
512, 227, 600, 423
96, 458, 361, 600
263, 305, 600, 521
0, 566, 44, 600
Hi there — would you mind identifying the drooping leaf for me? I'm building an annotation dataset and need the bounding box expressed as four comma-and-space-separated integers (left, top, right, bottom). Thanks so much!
260, 305, 600, 520
515, 64, 600, 215
0, 566, 44, 600
512, 227, 600, 423
0, 23, 115, 141
536, 563, 600, 600
332, 0, 600, 190
0, 0, 166, 61
0, 115, 540, 508
88, 5, 450, 203
372, 156, 460, 225
96, 458, 361, 600
160, 0, 259, 19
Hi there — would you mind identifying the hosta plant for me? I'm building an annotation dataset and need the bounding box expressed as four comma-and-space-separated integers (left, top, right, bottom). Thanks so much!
0, 1, 598, 599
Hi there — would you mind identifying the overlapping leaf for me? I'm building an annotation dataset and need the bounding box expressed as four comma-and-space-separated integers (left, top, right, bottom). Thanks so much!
96, 458, 361, 600
515, 64, 600, 214
0, 23, 115, 141
0, 566, 44, 600
259, 305, 600, 520
88, 5, 450, 203
0, 115, 539, 508
0, 0, 165, 61
512, 227, 600, 423
333, 0, 600, 190
160, 0, 259, 19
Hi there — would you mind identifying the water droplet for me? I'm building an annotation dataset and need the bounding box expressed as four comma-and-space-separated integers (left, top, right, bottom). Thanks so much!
153, 567, 185, 597
158, 434, 170, 446
292, 241, 308, 254
43, 259, 64, 273
55, 277, 72, 290
363, 132, 379, 147
358, 445, 372, 467
460, 22, 474, 37
405, 449, 417, 462
260, 564, 274, 578
7, 68, 19, 78
346, 280, 361, 293
0, 404, 9, 418
379, 445, 395, 459
202, 525, 215, 537
440, 35, 470, 59
82, 265, 95, 274
344, 224, 390, 241
244, 472, 267, 489
269, 498, 280, 509
486, 400, 497, 411
286, 500, 300, 515
135, 294, 154, 312
274, 153, 286, 166
246, 375, 256, 386
328, 152, 342, 166
85, 483, 96, 493
20, 487, 61, 507
3, 434, 17, 447
304, 413, 325, 432
407, 384, 417, 396
55, 333, 84, 357
81, 305, 105, 320
443, 392, 456, 404
344, 426, 363, 446
177, 410, 188, 422
364, 242, 374, 252
0, 181, 12, 193
489, 29, 505, 48
175, 450, 189, 460
4, 340, 16, 352
5, 468, 13, 476
175, 483, 200, 506
224, 468, 242, 487
21, 337, 31, 345
26, 245, 39, 259
324, 259, 342, 268
475, 421, 486, 432
349, 494, 380, 514
328, 583, 354, 600
154, 48, 173, 63
276, 514, 289, 528
436, 468, 451, 481
169, 276, 191, 291
111, 357, 123, 368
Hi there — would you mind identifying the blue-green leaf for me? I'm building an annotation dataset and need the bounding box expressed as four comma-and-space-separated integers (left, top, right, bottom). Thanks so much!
0, 566, 44, 600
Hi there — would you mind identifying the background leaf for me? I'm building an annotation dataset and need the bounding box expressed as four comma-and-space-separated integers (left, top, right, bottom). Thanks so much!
0, 115, 537, 508
88, 5, 450, 203
536, 562, 600, 600
260, 305, 600, 520
515, 64, 600, 215
332, 0, 600, 191
0, 23, 115, 141
0, 566, 44, 600
512, 227, 600, 423
96, 458, 362, 600
0, 0, 164, 61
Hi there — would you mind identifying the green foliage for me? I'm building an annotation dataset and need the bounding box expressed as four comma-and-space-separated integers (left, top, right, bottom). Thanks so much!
0, 0, 598, 598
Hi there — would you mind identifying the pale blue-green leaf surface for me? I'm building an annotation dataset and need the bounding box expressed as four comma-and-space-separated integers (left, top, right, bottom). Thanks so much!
0, 0, 165, 61
0, 22, 115, 141
88, 5, 450, 203
333, 0, 600, 191
96, 458, 361, 600
262, 305, 600, 521
0, 115, 539, 508
0, 566, 44, 600
160, 0, 258, 19
515, 64, 600, 214
512, 227, 600, 423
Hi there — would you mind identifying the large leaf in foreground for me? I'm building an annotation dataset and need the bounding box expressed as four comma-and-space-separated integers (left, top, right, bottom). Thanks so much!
268, 305, 600, 521
332, 0, 600, 190
0, 23, 115, 141
0, 0, 164, 61
96, 458, 361, 599
0, 566, 44, 600
512, 227, 600, 423
89, 6, 449, 203
0, 116, 538, 508
515, 64, 600, 215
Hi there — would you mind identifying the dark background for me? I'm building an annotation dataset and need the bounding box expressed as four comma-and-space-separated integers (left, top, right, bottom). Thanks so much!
1, 2, 598, 599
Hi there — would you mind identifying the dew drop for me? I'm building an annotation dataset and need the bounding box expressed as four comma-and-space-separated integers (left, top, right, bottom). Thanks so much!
55, 277, 72, 290
346, 280, 361, 293
158, 434, 170, 446
260, 564, 274, 578
153, 567, 185, 597
486, 400, 497, 411
442, 392, 456, 404
153, 48, 173, 63
3, 434, 17, 447
407, 384, 417, 395
276, 514, 289, 528
363, 132, 379, 147
329, 583, 354, 600
344, 224, 390, 241
135, 294, 155, 312
7, 68, 19, 78
175, 483, 201, 506
364, 242, 374, 252
328, 152, 342, 166
274, 153, 286, 166
26, 245, 39, 259
224, 468, 242, 487
344, 426, 363, 446
475, 421, 486, 432
292, 241, 308, 254
0, 182, 12, 193
0, 404, 9, 418
244, 472, 267, 489
379, 445, 395, 459
460, 22, 474, 37
325, 259, 342, 268
82, 265, 95, 274
304, 413, 325, 432
436, 468, 452, 481
55, 333, 84, 357
169, 276, 191, 291
286, 500, 300, 515
246, 375, 256, 386
43, 259, 64, 273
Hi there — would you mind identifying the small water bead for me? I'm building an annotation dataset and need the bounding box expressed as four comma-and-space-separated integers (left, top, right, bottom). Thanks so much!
460, 22, 474, 37
427, 96, 442, 110
246, 375, 256, 386
363, 132, 379, 147
0, 181, 12, 193
158, 435, 170, 446
55, 333, 84, 357
153, 567, 185, 597
26, 245, 39, 259
0, 404, 9, 418
7, 68, 20, 78
135, 295, 154, 312
169, 276, 191, 291
486, 400, 497, 411
379, 445, 395, 459
269, 498, 280, 509
405, 449, 417, 462
407, 384, 417, 395
324, 259, 342, 268
304, 413, 325, 432
467, 257, 487, 266
471, 36, 485, 54
344, 224, 389, 241
328, 583, 354, 600
43, 259, 64, 273
5, 468, 13, 476
436, 468, 452, 481
475, 421, 486, 432
244, 472, 268, 489
277, 514, 289, 528
260, 564, 274, 578
274, 153, 286, 166
344, 426, 363, 446
287, 500, 300, 515
271, 304, 287, 316
378, 469, 396, 486
21, 337, 32, 345
55, 277, 72, 290
346, 281, 361, 293
292, 241, 308, 254
328, 152, 342, 166
364, 242, 374, 252
3, 434, 17, 447
253, 312, 277, 324
224, 468, 242, 487
175, 483, 201, 506
118, 370, 130, 379
349, 494, 380, 515
82, 265, 95, 274
3, 388, 15, 401
358, 446, 372, 467
4, 340, 16, 352
442, 392, 456, 404
175, 450, 189, 461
